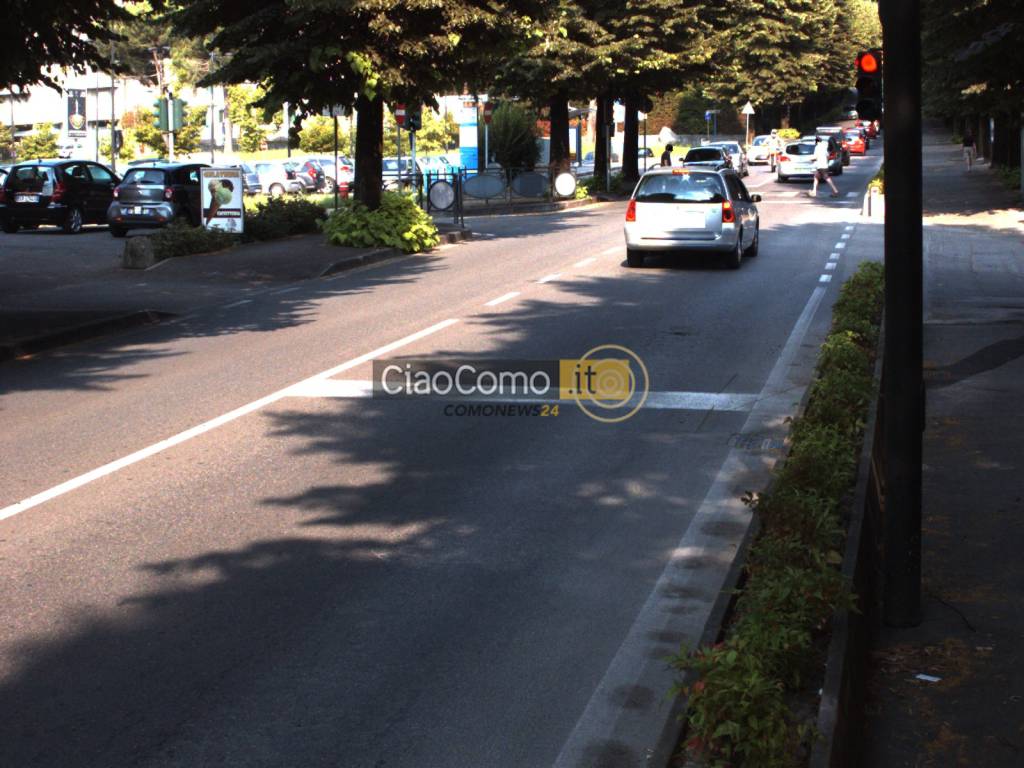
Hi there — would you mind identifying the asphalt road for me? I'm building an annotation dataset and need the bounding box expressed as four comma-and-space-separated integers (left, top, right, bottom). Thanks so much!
0, 148, 882, 767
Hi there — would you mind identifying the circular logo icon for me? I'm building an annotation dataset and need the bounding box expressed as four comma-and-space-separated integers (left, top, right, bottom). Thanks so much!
553, 172, 577, 198
572, 344, 650, 423
70, 112, 86, 131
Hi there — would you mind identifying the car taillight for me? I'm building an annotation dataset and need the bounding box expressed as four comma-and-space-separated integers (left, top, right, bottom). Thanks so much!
341, 165, 352, 173
778, 155, 790, 162
625, 199, 636, 222
164, 187, 173, 200
51, 182, 66, 201
721, 200, 736, 224
113, 187, 119, 198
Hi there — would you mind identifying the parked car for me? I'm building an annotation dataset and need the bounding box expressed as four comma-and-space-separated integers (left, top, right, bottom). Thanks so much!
253, 161, 305, 197
127, 156, 166, 166
0, 159, 119, 234
106, 162, 208, 237
308, 156, 354, 194
237, 163, 263, 195
705, 141, 749, 176
623, 167, 760, 269
844, 129, 867, 155
747, 135, 774, 165
681, 146, 731, 171
280, 160, 317, 193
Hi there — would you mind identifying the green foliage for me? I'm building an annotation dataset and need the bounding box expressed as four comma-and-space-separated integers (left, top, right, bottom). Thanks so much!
227, 84, 274, 153
384, 106, 458, 157
0, 124, 16, 160
149, 220, 236, 261
321, 191, 439, 253
124, 108, 165, 155
489, 104, 539, 170
868, 164, 885, 195
243, 197, 327, 241
299, 115, 352, 155
99, 130, 140, 164
173, 105, 209, 155
673, 261, 885, 766
19, 124, 60, 160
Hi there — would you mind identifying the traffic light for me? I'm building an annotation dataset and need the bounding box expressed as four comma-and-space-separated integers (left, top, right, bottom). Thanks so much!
153, 99, 169, 132
406, 107, 422, 132
855, 49, 882, 121
113, 129, 123, 153
172, 98, 186, 133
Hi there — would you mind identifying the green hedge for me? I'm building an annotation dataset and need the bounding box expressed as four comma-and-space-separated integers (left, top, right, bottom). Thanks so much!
149, 221, 237, 261
243, 197, 327, 241
672, 261, 885, 767
320, 191, 440, 253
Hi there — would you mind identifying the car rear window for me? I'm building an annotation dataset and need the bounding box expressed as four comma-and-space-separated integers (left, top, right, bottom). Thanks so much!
634, 172, 727, 203
752, 137, 769, 145
786, 143, 815, 155
684, 148, 723, 162
255, 163, 274, 174
7, 166, 56, 192
122, 168, 166, 185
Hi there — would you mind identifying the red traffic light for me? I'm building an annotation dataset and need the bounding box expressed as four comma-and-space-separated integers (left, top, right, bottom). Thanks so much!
857, 51, 879, 74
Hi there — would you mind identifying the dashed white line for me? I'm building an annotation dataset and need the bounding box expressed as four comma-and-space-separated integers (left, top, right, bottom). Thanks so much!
841, 233, 851, 240
829, 253, 840, 260
224, 299, 253, 309
484, 291, 521, 307
844, 225, 855, 231
0, 318, 460, 523
599, 246, 622, 256
819, 274, 833, 282
574, 257, 597, 267
538, 273, 562, 284
835, 242, 846, 249
825, 262, 837, 270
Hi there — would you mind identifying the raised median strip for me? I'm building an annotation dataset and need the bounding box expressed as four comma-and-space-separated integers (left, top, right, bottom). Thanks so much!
0, 309, 174, 363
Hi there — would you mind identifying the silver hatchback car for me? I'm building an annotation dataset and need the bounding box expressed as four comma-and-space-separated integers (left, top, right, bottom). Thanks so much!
623, 167, 761, 269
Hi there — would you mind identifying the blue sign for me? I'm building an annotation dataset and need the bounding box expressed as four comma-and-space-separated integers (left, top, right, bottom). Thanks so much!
704, 110, 712, 121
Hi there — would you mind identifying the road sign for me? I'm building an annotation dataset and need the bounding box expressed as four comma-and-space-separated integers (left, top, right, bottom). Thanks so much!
742, 101, 755, 116
66, 90, 87, 138
483, 103, 493, 124
704, 110, 712, 121
394, 104, 406, 128
200, 167, 244, 233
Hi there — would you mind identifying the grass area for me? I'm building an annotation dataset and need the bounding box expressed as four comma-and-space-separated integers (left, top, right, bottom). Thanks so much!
671, 262, 885, 768
243, 192, 337, 212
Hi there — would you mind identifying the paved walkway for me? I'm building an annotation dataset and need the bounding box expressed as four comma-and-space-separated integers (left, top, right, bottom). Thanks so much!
862, 134, 1024, 766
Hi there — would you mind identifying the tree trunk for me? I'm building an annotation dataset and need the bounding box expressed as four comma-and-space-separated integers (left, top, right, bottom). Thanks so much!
622, 94, 640, 182
594, 95, 609, 189
548, 89, 570, 172
354, 91, 383, 210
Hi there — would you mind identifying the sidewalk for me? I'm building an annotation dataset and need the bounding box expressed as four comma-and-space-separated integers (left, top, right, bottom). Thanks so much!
862, 134, 1024, 766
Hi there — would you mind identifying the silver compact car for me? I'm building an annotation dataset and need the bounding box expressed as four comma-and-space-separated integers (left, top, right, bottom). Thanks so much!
623, 167, 761, 269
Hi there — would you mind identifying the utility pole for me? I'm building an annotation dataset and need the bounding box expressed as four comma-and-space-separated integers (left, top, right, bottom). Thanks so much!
881, 0, 923, 627
110, 47, 117, 173
209, 53, 216, 164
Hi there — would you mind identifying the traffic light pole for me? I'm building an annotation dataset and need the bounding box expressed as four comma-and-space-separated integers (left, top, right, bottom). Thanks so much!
167, 94, 175, 162
881, 0, 923, 627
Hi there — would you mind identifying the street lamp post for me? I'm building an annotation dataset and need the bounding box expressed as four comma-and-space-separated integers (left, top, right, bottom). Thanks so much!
209, 53, 216, 164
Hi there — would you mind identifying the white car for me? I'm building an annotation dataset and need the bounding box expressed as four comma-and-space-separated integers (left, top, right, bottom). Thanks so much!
747, 135, 774, 165
775, 141, 817, 183
253, 160, 305, 197
623, 167, 760, 269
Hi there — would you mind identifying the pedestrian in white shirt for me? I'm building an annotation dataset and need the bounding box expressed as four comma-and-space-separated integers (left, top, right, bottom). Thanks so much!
810, 137, 840, 198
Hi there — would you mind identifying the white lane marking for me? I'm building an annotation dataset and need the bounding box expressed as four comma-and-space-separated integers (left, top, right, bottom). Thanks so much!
846, 191, 857, 198
574, 257, 597, 267
224, 300, 253, 309
538, 273, 562, 284
0, 319, 460, 523
599, 246, 623, 256
472, 232, 498, 239
825, 262, 837, 270
286, 379, 758, 412
553, 284, 829, 767
276, 287, 301, 294
844, 225, 855, 231
841, 233, 851, 240
484, 291, 520, 307
835, 242, 846, 249
830, 253, 840, 260
820, 274, 833, 282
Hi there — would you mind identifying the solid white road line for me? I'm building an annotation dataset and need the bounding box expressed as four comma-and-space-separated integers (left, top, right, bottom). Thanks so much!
538, 273, 562, 284
285, 379, 758, 412
0, 319, 460, 524
599, 246, 623, 256
574, 257, 597, 267
484, 291, 521, 307
223, 300, 253, 309
820, 274, 833, 282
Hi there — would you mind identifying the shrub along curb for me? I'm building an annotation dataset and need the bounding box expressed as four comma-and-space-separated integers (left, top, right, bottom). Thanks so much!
671, 261, 885, 768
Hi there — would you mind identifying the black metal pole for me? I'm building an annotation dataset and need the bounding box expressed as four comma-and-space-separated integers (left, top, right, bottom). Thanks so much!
333, 111, 339, 211
881, 0, 923, 627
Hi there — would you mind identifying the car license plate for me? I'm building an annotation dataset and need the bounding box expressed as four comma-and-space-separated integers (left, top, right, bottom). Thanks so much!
15, 194, 39, 203
675, 208, 706, 229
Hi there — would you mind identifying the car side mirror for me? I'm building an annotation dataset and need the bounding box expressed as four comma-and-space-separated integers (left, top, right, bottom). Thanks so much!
750, 194, 762, 203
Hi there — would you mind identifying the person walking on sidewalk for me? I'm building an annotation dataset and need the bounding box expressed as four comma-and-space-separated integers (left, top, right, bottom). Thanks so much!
660, 144, 673, 167
810, 136, 840, 198
962, 130, 976, 170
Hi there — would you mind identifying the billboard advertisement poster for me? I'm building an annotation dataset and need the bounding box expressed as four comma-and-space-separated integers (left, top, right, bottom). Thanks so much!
200, 167, 244, 233
66, 90, 87, 138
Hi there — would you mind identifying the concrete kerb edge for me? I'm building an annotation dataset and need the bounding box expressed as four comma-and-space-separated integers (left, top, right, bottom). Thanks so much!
0, 309, 172, 363
808, 321, 885, 768
317, 228, 472, 278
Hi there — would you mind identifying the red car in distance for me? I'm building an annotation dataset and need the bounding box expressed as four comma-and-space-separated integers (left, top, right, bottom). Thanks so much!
844, 129, 867, 155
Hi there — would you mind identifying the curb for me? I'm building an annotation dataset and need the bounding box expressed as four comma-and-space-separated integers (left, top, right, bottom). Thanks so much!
0, 310, 174, 362
317, 228, 472, 278
808, 327, 885, 768
459, 197, 601, 217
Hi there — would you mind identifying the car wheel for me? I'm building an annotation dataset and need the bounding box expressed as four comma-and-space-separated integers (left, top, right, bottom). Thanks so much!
744, 224, 760, 257
110, 225, 128, 238
2, 220, 19, 234
62, 206, 83, 234
626, 248, 645, 268
269, 183, 285, 197
723, 232, 743, 269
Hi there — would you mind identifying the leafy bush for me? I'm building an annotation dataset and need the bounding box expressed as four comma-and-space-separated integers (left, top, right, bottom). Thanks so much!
244, 196, 327, 241
321, 191, 439, 253
149, 221, 237, 261
489, 103, 540, 170
776, 128, 801, 140
299, 115, 352, 154
672, 262, 885, 767
19, 123, 60, 160
868, 164, 885, 194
